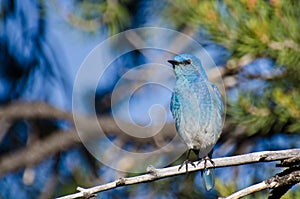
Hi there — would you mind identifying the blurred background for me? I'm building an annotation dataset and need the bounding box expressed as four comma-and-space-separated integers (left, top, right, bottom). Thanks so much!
1, 0, 300, 198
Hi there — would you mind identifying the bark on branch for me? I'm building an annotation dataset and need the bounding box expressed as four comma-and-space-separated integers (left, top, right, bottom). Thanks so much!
56, 148, 300, 199
223, 165, 300, 199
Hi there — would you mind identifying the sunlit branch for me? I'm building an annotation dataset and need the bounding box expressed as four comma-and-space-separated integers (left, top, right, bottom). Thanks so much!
56, 148, 300, 199
223, 167, 300, 199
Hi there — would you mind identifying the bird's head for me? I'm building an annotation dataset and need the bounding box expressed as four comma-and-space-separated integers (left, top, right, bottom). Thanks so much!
168, 54, 208, 79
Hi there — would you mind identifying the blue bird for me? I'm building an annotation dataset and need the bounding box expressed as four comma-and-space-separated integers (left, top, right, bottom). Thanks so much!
168, 54, 224, 191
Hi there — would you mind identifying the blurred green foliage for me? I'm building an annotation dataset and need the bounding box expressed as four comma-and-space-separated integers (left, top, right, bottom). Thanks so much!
165, 0, 300, 197
167, 0, 300, 74
55, 0, 132, 34
166, 0, 300, 138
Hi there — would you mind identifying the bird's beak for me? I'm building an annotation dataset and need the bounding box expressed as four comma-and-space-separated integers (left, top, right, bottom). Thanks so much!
167, 60, 180, 65
168, 60, 180, 69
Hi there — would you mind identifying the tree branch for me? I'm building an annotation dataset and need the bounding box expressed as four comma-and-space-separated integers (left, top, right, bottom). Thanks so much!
0, 101, 73, 121
0, 101, 74, 141
223, 166, 300, 199
56, 148, 300, 199
0, 102, 176, 176
0, 129, 80, 176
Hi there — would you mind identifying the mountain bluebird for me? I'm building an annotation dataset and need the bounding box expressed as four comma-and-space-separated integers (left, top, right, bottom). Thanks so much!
168, 54, 224, 191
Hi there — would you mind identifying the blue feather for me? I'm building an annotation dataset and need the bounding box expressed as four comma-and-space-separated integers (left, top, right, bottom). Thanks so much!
202, 168, 215, 191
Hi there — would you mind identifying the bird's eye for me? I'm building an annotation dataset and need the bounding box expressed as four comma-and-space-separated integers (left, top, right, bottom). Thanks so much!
167, 59, 192, 68
183, 59, 192, 65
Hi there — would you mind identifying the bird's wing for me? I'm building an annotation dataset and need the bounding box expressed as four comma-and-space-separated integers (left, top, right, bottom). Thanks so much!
208, 82, 224, 115
170, 92, 181, 131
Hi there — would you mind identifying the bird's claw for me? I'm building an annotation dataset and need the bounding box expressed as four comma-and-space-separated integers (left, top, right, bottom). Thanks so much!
197, 156, 215, 169
178, 159, 196, 172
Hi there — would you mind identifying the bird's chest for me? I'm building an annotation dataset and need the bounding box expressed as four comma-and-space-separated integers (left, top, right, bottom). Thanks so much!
175, 79, 213, 125
173, 79, 216, 150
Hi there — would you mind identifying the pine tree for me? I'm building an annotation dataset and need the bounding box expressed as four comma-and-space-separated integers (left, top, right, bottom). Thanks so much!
167, 0, 300, 136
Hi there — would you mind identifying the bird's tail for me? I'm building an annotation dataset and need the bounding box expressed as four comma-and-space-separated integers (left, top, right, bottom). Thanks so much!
202, 168, 215, 191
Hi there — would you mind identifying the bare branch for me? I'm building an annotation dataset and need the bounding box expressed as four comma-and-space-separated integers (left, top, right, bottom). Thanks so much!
0, 102, 176, 141
0, 102, 176, 176
0, 101, 73, 121
56, 148, 300, 199
221, 182, 268, 199
0, 129, 80, 176
0, 101, 74, 140
223, 167, 300, 199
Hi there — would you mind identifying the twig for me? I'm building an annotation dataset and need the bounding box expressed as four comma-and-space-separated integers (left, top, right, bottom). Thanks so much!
220, 182, 268, 199
56, 148, 300, 199
223, 167, 300, 199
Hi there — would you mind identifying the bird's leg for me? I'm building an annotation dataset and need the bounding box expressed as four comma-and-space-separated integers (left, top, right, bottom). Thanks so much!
198, 150, 215, 191
178, 149, 196, 172
197, 149, 215, 168
201, 156, 215, 168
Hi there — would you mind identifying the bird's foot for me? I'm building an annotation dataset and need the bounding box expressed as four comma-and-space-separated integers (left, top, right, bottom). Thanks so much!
178, 159, 196, 172
197, 156, 215, 169
198, 156, 215, 191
